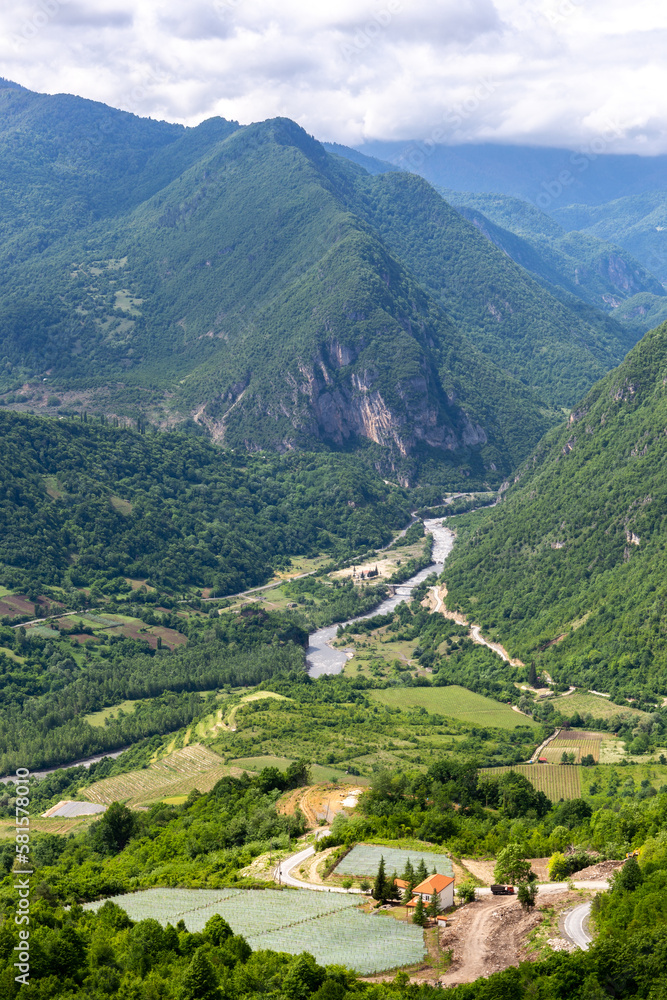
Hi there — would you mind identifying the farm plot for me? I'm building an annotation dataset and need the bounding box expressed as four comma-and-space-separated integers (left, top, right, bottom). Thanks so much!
549, 735, 602, 762
335, 844, 453, 878
83, 888, 425, 974
369, 686, 538, 729
83, 745, 236, 806
479, 764, 582, 800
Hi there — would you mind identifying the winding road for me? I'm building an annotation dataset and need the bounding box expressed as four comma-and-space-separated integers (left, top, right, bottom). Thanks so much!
275, 839, 363, 895
563, 901, 593, 950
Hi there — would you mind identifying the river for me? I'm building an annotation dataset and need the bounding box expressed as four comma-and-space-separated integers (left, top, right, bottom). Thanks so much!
306, 519, 455, 678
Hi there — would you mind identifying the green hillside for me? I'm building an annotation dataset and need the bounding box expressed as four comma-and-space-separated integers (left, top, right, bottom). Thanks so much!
552, 191, 667, 283
441, 189, 664, 321
0, 410, 409, 595
344, 170, 641, 406
443, 319, 667, 704
0, 82, 652, 482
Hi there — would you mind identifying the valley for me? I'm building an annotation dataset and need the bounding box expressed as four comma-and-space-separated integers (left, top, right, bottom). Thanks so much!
1, 78, 667, 1000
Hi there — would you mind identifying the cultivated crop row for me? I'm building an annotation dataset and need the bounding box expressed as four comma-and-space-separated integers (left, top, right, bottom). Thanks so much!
479, 764, 582, 800
335, 844, 453, 877
84, 888, 423, 974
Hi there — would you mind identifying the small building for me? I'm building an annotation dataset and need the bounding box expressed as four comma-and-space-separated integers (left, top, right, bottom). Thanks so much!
406, 874, 455, 911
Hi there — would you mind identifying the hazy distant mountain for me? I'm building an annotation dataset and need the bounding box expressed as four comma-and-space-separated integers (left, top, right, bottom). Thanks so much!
354, 140, 667, 207
437, 190, 665, 322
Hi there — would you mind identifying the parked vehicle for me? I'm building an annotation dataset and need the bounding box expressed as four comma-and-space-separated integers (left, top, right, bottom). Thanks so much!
490, 884, 515, 895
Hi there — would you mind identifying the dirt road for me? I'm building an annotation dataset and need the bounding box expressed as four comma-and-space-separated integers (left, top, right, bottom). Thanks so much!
439, 895, 540, 984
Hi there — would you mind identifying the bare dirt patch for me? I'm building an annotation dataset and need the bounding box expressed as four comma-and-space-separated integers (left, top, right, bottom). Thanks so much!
461, 857, 551, 885
436, 891, 580, 985
573, 859, 625, 881
278, 783, 363, 829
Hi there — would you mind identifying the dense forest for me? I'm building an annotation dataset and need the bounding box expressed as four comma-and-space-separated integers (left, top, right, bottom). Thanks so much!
444, 319, 667, 702
0, 411, 410, 595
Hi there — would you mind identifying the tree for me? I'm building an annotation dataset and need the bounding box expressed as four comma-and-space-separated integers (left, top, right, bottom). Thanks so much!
427, 892, 439, 918
179, 949, 221, 1000
456, 880, 477, 904
91, 801, 138, 854
416, 858, 428, 882
412, 896, 427, 926
494, 845, 534, 885
373, 856, 387, 902
528, 661, 538, 686
285, 759, 311, 789
615, 855, 643, 892
548, 852, 570, 881
517, 880, 537, 910
581, 754, 596, 767
283, 953, 325, 1000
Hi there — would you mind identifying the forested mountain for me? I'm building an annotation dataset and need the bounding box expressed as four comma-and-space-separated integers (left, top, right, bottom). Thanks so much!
0, 81, 649, 481
443, 318, 667, 703
0, 411, 409, 595
552, 191, 667, 284
438, 190, 665, 322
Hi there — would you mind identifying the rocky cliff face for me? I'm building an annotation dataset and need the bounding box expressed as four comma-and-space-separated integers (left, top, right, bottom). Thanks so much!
196, 337, 488, 477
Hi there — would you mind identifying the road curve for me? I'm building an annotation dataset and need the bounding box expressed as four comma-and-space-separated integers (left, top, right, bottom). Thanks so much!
564, 901, 593, 950
276, 842, 364, 895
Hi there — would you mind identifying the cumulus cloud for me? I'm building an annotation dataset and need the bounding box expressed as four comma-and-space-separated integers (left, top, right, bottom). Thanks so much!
0, 0, 666, 153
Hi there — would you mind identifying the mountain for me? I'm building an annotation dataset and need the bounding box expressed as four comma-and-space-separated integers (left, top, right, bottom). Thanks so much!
355, 139, 667, 207
437, 190, 665, 320
443, 318, 667, 704
0, 82, 648, 481
552, 192, 667, 284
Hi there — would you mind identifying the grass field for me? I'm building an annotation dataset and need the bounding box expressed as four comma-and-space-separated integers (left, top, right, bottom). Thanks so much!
553, 691, 649, 721
0, 646, 25, 663
335, 844, 453, 879
84, 699, 140, 728
479, 764, 582, 800
369, 686, 539, 729
84, 887, 425, 974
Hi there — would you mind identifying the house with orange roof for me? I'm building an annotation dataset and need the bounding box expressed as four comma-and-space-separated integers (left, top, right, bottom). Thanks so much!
405, 873, 454, 911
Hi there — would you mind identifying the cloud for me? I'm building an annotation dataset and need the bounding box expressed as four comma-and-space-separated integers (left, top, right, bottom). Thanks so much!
0, 0, 666, 153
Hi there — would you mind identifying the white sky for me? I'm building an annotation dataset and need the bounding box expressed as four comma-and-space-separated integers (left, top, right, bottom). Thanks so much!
2, 0, 667, 153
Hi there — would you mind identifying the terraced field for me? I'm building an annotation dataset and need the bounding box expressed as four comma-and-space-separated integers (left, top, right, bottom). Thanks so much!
83, 888, 426, 974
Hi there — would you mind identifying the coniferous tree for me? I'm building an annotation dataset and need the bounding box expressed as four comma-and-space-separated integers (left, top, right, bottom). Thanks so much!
417, 858, 428, 882
427, 891, 439, 918
373, 856, 387, 902
413, 896, 427, 926
528, 661, 538, 686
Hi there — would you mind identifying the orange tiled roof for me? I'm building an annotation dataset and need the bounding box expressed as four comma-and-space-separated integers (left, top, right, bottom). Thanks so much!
413, 874, 454, 894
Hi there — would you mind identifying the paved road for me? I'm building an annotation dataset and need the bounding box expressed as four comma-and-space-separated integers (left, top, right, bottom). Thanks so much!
564, 901, 593, 950
276, 841, 364, 895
